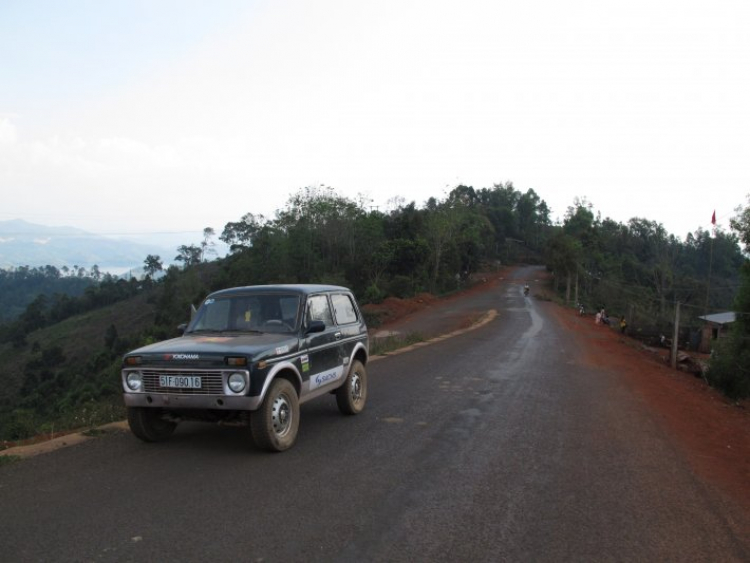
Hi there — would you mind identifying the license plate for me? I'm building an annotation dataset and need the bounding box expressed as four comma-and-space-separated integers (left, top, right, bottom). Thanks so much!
159, 375, 202, 389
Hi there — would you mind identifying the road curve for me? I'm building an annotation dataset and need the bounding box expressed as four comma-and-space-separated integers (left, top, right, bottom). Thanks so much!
1, 266, 747, 561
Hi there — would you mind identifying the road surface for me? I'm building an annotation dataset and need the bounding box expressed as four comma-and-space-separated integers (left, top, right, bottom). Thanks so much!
1, 266, 748, 561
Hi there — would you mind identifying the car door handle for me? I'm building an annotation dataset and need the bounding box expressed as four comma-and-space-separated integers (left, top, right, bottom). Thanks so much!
335, 332, 342, 340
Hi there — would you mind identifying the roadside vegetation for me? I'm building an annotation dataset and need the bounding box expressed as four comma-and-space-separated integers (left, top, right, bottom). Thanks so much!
553, 196, 749, 400
1, 184, 748, 442
370, 333, 426, 357
706, 197, 750, 399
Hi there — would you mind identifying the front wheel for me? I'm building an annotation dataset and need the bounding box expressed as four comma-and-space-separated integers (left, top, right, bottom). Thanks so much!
336, 360, 367, 415
127, 407, 177, 442
250, 379, 300, 452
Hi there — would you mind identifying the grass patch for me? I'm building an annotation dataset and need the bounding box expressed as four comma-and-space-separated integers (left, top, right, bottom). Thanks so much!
0, 455, 21, 467
371, 332, 425, 356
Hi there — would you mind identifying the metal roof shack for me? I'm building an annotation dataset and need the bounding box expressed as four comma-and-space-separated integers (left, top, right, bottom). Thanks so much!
697, 312, 736, 353
697, 312, 736, 325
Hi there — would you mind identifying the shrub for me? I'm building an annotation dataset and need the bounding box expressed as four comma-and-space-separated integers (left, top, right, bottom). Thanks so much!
707, 334, 750, 400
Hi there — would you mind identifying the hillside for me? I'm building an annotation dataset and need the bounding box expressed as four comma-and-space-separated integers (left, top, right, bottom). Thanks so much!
0, 291, 159, 437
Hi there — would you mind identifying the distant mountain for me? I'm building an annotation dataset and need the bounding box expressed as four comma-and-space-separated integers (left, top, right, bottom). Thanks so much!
0, 219, 175, 271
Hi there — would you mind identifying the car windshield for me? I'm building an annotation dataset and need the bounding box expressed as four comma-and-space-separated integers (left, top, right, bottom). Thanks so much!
187, 293, 301, 334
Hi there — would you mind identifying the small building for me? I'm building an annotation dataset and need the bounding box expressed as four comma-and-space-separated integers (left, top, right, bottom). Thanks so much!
697, 312, 736, 353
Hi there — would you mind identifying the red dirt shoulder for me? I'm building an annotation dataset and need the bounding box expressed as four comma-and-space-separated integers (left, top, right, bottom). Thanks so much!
549, 303, 750, 512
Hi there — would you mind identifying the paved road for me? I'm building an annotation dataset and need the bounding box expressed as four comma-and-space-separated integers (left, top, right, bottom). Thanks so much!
1, 266, 748, 561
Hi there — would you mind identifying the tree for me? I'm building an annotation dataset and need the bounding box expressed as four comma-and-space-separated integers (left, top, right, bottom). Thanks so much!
220, 213, 267, 252
424, 205, 456, 292
143, 255, 163, 278
708, 194, 750, 398
175, 245, 202, 268
730, 194, 750, 251
546, 231, 582, 302
200, 227, 217, 262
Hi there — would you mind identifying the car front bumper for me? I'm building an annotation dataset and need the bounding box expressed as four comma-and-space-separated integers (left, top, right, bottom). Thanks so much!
123, 392, 262, 411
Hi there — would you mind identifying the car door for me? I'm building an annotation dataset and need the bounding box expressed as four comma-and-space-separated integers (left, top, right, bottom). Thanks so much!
301, 293, 344, 394
330, 291, 364, 361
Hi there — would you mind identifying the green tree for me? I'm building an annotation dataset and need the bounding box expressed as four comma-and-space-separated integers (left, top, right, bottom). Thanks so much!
730, 194, 750, 250
200, 227, 217, 262
143, 254, 163, 278
708, 195, 750, 398
220, 213, 267, 252
175, 245, 202, 267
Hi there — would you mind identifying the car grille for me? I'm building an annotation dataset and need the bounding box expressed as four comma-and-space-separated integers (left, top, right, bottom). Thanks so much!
142, 370, 225, 395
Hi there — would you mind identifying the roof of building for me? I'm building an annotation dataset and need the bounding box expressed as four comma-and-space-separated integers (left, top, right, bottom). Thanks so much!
698, 312, 736, 325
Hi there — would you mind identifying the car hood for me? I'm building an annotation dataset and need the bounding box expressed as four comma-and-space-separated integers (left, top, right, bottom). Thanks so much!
125, 333, 300, 367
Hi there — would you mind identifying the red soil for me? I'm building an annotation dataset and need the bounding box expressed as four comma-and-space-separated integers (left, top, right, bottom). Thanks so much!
551, 304, 750, 512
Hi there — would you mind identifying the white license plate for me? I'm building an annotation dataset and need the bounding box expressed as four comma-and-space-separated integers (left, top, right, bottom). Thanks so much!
159, 375, 202, 389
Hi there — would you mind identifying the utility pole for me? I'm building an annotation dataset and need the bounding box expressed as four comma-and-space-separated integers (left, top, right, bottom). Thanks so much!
671, 301, 681, 370
704, 236, 714, 315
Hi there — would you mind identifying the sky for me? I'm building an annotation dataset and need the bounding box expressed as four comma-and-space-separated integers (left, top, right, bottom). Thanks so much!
1, 0, 749, 246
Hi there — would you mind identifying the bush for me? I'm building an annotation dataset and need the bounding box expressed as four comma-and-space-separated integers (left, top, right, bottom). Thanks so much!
387, 276, 414, 299
1, 409, 38, 441
707, 335, 750, 400
363, 283, 385, 304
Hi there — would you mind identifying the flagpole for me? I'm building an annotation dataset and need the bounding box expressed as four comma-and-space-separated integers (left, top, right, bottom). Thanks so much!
704, 210, 716, 315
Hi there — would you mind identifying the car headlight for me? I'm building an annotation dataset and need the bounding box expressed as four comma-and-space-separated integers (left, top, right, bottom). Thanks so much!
126, 371, 143, 391
228, 372, 247, 393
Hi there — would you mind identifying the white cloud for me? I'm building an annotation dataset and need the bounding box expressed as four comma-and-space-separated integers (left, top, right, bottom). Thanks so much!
0, 118, 17, 145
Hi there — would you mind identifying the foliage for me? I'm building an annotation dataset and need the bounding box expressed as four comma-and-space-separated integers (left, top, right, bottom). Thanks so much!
0, 455, 21, 466
0, 274, 143, 347
545, 200, 743, 332
370, 332, 426, 356
143, 254, 163, 278
0, 265, 97, 323
707, 197, 750, 399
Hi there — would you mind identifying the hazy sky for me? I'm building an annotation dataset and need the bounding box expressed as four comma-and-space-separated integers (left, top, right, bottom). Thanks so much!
1, 0, 748, 244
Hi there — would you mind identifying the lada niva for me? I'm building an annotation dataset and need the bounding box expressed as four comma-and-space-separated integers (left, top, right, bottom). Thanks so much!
121, 284, 368, 451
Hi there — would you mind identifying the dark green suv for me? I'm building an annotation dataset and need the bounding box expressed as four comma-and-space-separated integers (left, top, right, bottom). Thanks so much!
122, 284, 368, 451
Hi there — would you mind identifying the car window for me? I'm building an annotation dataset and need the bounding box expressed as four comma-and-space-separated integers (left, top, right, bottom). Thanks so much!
190, 294, 300, 333
191, 297, 231, 331
331, 293, 358, 325
307, 295, 333, 327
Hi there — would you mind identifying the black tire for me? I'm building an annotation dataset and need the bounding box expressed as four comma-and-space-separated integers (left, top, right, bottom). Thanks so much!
336, 360, 367, 415
250, 379, 300, 452
127, 407, 177, 442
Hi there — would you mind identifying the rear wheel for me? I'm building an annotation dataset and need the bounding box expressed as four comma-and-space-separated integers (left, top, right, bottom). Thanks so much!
127, 407, 177, 442
336, 360, 367, 415
250, 379, 300, 452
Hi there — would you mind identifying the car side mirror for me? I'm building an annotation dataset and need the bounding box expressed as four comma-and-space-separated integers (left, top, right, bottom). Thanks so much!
305, 320, 325, 335
177, 323, 188, 335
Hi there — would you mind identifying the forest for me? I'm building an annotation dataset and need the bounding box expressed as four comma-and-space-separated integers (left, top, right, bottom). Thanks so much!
0, 183, 748, 442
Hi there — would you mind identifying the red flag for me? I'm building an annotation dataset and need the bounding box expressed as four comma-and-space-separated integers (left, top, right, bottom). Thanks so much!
711, 210, 716, 225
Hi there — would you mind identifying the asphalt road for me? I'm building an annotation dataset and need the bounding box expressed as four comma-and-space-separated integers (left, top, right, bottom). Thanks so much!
1, 267, 748, 562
